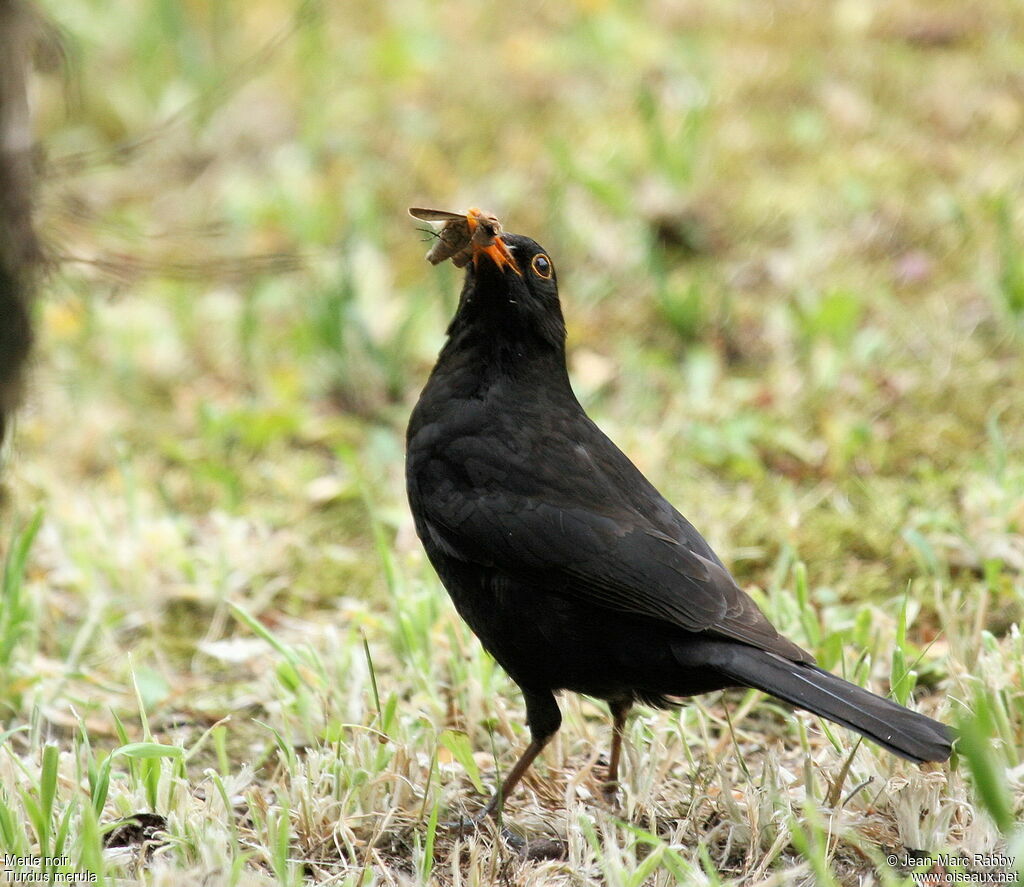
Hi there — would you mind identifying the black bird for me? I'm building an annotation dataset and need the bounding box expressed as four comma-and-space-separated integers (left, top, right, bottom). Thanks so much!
405, 213, 952, 816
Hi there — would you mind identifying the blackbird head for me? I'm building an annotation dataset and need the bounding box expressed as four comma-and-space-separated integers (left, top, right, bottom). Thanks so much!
450, 226, 567, 353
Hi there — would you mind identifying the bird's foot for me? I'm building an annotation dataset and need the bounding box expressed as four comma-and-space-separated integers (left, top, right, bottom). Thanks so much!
600, 778, 622, 808
440, 813, 526, 850
440, 813, 488, 835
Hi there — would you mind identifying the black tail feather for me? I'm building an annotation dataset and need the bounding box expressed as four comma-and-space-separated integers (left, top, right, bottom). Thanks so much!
719, 649, 953, 763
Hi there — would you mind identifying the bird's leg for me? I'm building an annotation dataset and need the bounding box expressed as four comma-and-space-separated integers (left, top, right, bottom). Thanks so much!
479, 690, 562, 821
480, 737, 547, 819
602, 698, 632, 798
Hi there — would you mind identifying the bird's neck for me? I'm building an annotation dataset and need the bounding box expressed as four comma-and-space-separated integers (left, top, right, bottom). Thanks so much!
432, 321, 574, 400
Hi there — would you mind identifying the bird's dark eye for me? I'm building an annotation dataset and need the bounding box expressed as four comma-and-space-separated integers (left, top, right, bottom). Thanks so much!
531, 254, 552, 279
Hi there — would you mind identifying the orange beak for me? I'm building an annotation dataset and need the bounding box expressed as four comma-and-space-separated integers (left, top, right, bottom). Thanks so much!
467, 208, 521, 275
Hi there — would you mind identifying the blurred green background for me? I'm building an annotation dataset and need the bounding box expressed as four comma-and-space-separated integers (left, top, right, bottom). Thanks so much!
4, 0, 1023, 882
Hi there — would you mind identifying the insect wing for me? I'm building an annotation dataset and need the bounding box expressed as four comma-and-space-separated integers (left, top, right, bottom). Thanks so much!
408, 207, 467, 222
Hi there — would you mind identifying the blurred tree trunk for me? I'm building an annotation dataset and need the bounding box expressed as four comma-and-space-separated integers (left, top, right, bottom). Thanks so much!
0, 0, 41, 452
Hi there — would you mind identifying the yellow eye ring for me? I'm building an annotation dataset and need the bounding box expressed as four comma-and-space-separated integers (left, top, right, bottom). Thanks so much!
531, 254, 553, 279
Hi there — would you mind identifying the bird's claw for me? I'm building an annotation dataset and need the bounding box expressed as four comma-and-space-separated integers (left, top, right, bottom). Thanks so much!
440, 814, 485, 835
440, 815, 526, 850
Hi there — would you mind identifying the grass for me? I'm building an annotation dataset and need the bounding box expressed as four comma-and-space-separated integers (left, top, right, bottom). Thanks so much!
3, 0, 1024, 883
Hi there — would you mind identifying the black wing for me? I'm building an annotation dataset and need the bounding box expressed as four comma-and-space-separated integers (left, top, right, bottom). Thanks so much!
411, 433, 812, 664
